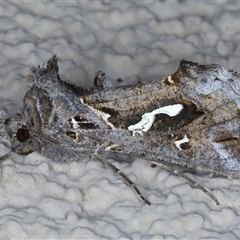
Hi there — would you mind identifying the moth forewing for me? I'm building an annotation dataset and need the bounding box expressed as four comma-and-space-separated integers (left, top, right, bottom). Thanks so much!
1, 55, 240, 206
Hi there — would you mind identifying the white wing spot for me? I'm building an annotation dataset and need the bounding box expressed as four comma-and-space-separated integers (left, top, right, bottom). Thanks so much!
80, 98, 116, 129
128, 104, 183, 135
175, 135, 190, 150
70, 117, 80, 129
167, 75, 174, 84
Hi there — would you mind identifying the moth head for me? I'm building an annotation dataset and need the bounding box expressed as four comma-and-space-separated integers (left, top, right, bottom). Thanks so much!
4, 113, 26, 140
1, 113, 34, 156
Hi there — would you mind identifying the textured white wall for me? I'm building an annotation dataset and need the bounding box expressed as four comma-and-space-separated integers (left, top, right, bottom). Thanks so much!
0, 2, 240, 239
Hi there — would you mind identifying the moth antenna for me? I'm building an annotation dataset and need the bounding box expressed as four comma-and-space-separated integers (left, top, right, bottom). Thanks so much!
94, 153, 151, 206
149, 160, 219, 205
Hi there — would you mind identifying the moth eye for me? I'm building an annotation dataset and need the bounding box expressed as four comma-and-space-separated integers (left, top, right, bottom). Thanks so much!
16, 126, 30, 142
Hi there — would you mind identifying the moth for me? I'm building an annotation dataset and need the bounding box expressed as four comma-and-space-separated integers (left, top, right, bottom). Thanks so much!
1, 55, 240, 205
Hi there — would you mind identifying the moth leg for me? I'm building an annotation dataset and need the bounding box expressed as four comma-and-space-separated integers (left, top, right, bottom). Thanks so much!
0, 140, 35, 162
94, 153, 151, 206
149, 161, 219, 205
0, 151, 12, 161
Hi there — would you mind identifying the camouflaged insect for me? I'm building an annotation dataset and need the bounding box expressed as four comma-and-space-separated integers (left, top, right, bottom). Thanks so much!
1, 55, 240, 205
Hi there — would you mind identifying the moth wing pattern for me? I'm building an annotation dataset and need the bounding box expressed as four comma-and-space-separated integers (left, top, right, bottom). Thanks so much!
1, 55, 240, 205
82, 60, 240, 176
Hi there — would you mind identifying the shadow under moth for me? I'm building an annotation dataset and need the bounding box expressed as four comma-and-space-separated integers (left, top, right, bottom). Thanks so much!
1, 55, 240, 206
